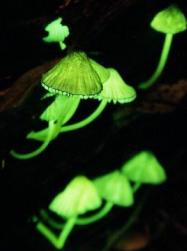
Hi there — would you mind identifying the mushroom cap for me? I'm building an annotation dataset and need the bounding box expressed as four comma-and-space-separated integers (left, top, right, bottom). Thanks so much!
121, 151, 167, 184
94, 171, 134, 207
42, 51, 110, 98
95, 68, 136, 104
151, 5, 187, 34
43, 17, 70, 43
49, 176, 101, 218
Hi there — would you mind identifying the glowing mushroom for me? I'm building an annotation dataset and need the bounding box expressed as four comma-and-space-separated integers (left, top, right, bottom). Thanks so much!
121, 151, 167, 191
11, 53, 136, 159
36, 176, 101, 249
94, 170, 134, 207
43, 17, 70, 50
59, 67, 136, 134
10, 51, 110, 159
96, 68, 136, 104
41, 51, 107, 97
139, 5, 187, 89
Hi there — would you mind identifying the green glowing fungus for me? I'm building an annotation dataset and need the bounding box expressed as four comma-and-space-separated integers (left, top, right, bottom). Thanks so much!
42, 51, 109, 97
94, 170, 134, 207
139, 5, 187, 90
97, 68, 136, 104
49, 176, 101, 218
43, 17, 70, 50
36, 176, 101, 249
11, 53, 136, 159
10, 95, 80, 159
121, 151, 167, 191
150, 5, 187, 34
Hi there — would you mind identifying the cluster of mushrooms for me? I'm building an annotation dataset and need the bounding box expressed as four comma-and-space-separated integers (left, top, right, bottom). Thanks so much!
35, 151, 167, 249
10, 5, 187, 159
11, 51, 136, 159
9, 4, 187, 250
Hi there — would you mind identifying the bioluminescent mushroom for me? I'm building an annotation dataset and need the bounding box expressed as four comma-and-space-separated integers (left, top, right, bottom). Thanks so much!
94, 170, 134, 207
10, 95, 80, 159
58, 67, 136, 134
96, 68, 136, 104
11, 53, 136, 159
139, 5, 187, 90
36, 176, 102, 249
10, 52, 110, 159
41, 51, 108, 97
43, 17, 70, 50
121, 151, 167, 191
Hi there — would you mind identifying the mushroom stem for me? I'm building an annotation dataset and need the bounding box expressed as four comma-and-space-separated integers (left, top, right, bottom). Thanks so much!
60, 99, 108, 133
36, 216, 76, 250
76, 201, 113, 225
39, 202, 113, 229
39, 209, 65, 229
138, 33, 173, 90
10, 120, 56, 159
59, 41, 66, 50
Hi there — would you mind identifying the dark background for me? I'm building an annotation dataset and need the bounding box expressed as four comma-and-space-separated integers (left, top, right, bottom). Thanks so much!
0, 0, 187, 250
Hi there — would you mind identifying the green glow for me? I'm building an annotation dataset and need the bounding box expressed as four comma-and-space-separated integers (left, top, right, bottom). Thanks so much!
27, 95, 80, 142
138, 33, 173, 89
39, 201, 113, 229
11, 50, 137, 159
49, 176, 101, 218
42, 51, 110, 97
40, 95, 80, 122
10, 96, 80, 159
36, 217, 76, 250
60, 99, 108, 133
96, 68, 136, 103
36, 176, 103, 249
94, 171, 134, 207
151, 5, 187, 34
121, 151, 167, 186
43, 17, 70, 50
10, 120, 57, 159
138, 5, 186, 90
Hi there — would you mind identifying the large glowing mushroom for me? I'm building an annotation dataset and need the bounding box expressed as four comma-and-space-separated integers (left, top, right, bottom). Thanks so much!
11, 54, 136, 159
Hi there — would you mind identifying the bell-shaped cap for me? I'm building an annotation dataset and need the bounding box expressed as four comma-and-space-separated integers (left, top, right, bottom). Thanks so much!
94, 171, 134, 207
42, 51, 110, 98
151, 5, 187, 34
43, 17, 69, 44
96, 68, 136, 104
121, 151, 167, 184
49, 176, 101, 219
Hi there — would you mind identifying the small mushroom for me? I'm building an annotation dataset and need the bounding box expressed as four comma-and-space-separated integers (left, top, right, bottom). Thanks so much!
36, 176, 101, 249
150, 5, 187, 34
96, 68, 136, 104
49, 176, 101, 218
121, 151, 167, 191
94, 170, 134, 207
43, 17, 70, 50
139, 5, 187, 90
